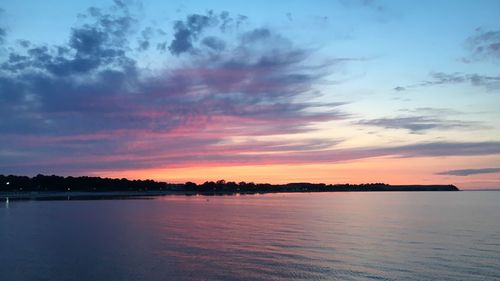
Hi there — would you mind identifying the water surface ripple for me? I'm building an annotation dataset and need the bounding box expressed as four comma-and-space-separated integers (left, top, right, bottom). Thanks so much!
1, 192, 499, 280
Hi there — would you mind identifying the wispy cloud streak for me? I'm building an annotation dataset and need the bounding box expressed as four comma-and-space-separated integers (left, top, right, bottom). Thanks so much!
437, 167, 500, 176
394, 72, 500, 92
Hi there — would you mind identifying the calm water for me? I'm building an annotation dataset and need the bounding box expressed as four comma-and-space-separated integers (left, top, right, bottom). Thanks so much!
1, 192, 499, 281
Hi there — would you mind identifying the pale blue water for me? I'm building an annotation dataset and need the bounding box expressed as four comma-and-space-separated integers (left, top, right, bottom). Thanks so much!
1, 192, 499, 281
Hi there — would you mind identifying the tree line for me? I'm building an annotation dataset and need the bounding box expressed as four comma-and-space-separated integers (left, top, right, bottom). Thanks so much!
0, 174, 458, 193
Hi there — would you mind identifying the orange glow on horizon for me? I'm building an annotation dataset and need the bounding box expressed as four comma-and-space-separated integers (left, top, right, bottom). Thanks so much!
91, 155, 500, 189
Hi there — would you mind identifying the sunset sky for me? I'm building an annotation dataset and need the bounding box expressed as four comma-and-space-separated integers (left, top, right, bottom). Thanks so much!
1, 0, 500, 189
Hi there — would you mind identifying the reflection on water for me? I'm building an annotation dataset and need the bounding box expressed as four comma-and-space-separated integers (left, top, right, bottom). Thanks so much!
1, 192, 499, 281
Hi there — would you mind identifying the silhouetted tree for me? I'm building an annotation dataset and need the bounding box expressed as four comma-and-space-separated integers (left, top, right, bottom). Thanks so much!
0, 174, 459, 193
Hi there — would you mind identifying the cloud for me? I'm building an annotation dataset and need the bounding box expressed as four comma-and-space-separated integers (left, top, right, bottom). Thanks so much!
1, 3, 136, 76
356, 116, 481, 133
168, 11, 246, 55
2, 138, 500, 175
437, 168, 500, 176
0, 28, 5, 45
5, 2, 496, 177
201, 36, 226, 51
390, 30, 500, 92
169, 15, 211, 55
0, 3, 352, 175
380, 141, 500, 158
399, 107, 463, 116
394, 72, 500, 91
137, 27, 153, 51
464, 28, 500, 62
0, 8, 5, 45
356, 107, 483, 133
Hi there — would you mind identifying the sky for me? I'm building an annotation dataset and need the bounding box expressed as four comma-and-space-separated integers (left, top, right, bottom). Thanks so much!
1, 0, 500, 189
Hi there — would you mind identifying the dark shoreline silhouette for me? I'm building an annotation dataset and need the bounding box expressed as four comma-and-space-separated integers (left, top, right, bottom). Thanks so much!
0, 174, 459, 199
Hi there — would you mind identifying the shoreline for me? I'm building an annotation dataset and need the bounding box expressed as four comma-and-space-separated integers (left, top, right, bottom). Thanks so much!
1, 188, 461, 201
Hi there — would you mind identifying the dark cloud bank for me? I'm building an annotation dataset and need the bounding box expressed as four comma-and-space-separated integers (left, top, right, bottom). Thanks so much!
0, 1, 348, 173
1, 1, 499, 175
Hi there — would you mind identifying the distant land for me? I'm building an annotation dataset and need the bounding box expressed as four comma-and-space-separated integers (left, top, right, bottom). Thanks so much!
0, 174, 459, 199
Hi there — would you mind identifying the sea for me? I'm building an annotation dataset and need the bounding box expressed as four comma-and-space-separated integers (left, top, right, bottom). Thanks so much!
1, 191, 499, 281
